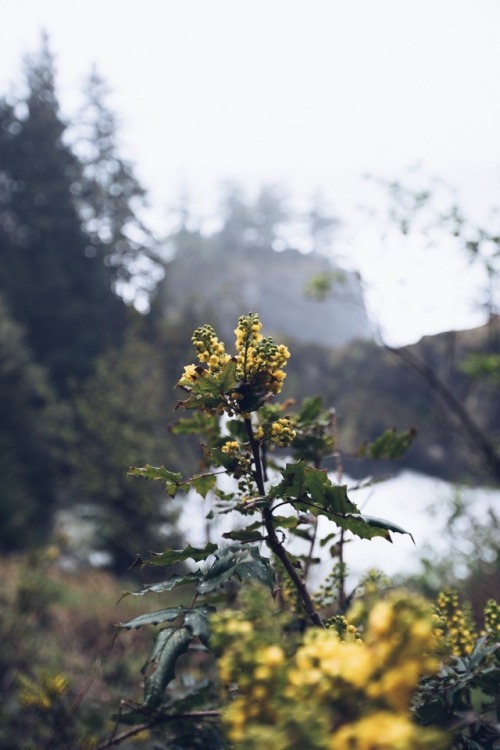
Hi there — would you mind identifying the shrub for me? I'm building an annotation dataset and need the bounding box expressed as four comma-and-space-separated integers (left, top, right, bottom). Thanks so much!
106, 314, 498, 750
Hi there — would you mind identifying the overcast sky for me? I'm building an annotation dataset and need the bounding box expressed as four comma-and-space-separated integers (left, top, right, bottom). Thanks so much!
2, 0, 499, 344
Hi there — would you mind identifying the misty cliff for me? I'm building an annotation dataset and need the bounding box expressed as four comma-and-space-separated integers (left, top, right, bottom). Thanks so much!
159, 241, 372, 348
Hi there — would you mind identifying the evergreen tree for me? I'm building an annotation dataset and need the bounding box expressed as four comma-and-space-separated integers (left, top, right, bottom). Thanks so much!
0, 295, 61, 549
306, 191, 339, 254
0, 37, 128, 396
218, 182, 289, 251
74, 68, 162, 310
72, 325, 182, 571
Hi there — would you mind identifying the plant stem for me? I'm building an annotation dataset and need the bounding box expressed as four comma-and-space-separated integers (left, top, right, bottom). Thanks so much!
244, 417, 324, 628
96, 711, 221, 749
331, 409, 347, 612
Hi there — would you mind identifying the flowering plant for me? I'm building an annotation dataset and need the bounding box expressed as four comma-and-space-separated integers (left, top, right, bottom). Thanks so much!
107, 314, 499, 750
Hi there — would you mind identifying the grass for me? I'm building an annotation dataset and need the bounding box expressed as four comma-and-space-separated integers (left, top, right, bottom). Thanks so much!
0, 550, 175, 749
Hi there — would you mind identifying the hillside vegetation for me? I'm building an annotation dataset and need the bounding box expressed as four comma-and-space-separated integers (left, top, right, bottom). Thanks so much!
283, 316, 500, 484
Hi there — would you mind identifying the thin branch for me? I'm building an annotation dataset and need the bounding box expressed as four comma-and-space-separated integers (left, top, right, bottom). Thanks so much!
96, 710, 220, 749
387, 344, 500, 483
244, 417, 324, 628
331, 409, 346, 611
303, 514, 319, 582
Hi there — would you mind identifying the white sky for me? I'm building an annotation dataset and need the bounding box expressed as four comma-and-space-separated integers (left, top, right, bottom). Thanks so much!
2, 0, 500, 344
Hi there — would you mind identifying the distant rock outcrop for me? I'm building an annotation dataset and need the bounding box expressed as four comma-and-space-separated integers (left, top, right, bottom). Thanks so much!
160, 242, 373, 348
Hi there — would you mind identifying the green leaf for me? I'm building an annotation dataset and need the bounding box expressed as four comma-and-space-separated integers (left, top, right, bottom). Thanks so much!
120, 572, 202, 600
355, 428, 417, 460
203, 445, 241, 472
304, 468, 358, 514
270, 462, 358, 516
223, 521, 265, 543
333, 513, 414, 543
226, 418, 248, 440
197, 544, 275, 594
176, 360, 238, 413
296, 395, 324, 422
184, 604, 215, 644
218, 359, 238, 392
128, 464, 185, 497
118, 607, 185, 630
171, 412, 219, 435
271, 515, 300, 530
359, 514, 415, 543
330, 515, 391, 542
191, 473, 217, 498
146, 542, 218, 567
143, 626, 193, 708
269, 461, 307, 501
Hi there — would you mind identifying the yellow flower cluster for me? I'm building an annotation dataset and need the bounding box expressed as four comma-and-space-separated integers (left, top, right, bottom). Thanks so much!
331, 711, 437, 750
483, 598, 500, 642
221, 440, 240, 456
234, 313, 290, 396
18, 671, 69, 711
269, 417, 296, 447
219, 439, 252, 474
213, 612, 288, 746
181, 324, 230, 382
434, 587, 476, 657
178, 315, 291, 414
255, 417, 297, 447
215, 592, 446, 749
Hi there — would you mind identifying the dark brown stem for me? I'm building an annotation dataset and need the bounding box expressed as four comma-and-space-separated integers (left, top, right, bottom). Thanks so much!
244, 417, 324, 628
244, 417, 266, 494
303, 514, 318, 581
96, 710, 220, 749
304, 455, 322, 581
331, 409, 346, 611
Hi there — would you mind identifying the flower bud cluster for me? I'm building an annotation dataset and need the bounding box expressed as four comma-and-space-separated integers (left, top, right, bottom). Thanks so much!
269, 417, 296, 446
325, 614, 361, 640
483, 598, 500, 642
181, 324, 230, 382
220, 440, 240, 456
234, 313, 290, 396
220, 439, 251, 473
178, 315, 291, 414
434, 587, 476, 657
255, 417, 297, 447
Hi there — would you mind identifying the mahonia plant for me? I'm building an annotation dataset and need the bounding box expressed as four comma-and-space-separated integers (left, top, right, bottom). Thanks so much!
212, 588, 446, 750
110, 314, 498, 750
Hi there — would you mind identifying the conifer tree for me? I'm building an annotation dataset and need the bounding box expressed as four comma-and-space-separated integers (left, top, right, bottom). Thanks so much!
0, 36, 128, 396
74, 68, 162, 310
0, 295, 59, 549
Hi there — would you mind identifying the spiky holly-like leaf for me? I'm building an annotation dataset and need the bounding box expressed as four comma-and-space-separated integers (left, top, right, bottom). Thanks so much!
197, 544, 275, 594
128, 465, 185, 497
146, 542, 218, 567
191, 473, 217, 498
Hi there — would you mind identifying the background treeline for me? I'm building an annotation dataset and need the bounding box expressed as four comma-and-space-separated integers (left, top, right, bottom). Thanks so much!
2, 37, 500, 576
0, 38, 343, 571
0, 38, 192, 569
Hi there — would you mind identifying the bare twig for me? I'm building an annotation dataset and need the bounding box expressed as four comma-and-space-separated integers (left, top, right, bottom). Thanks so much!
96, 710, 220, 749
387, 344, 500, 482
